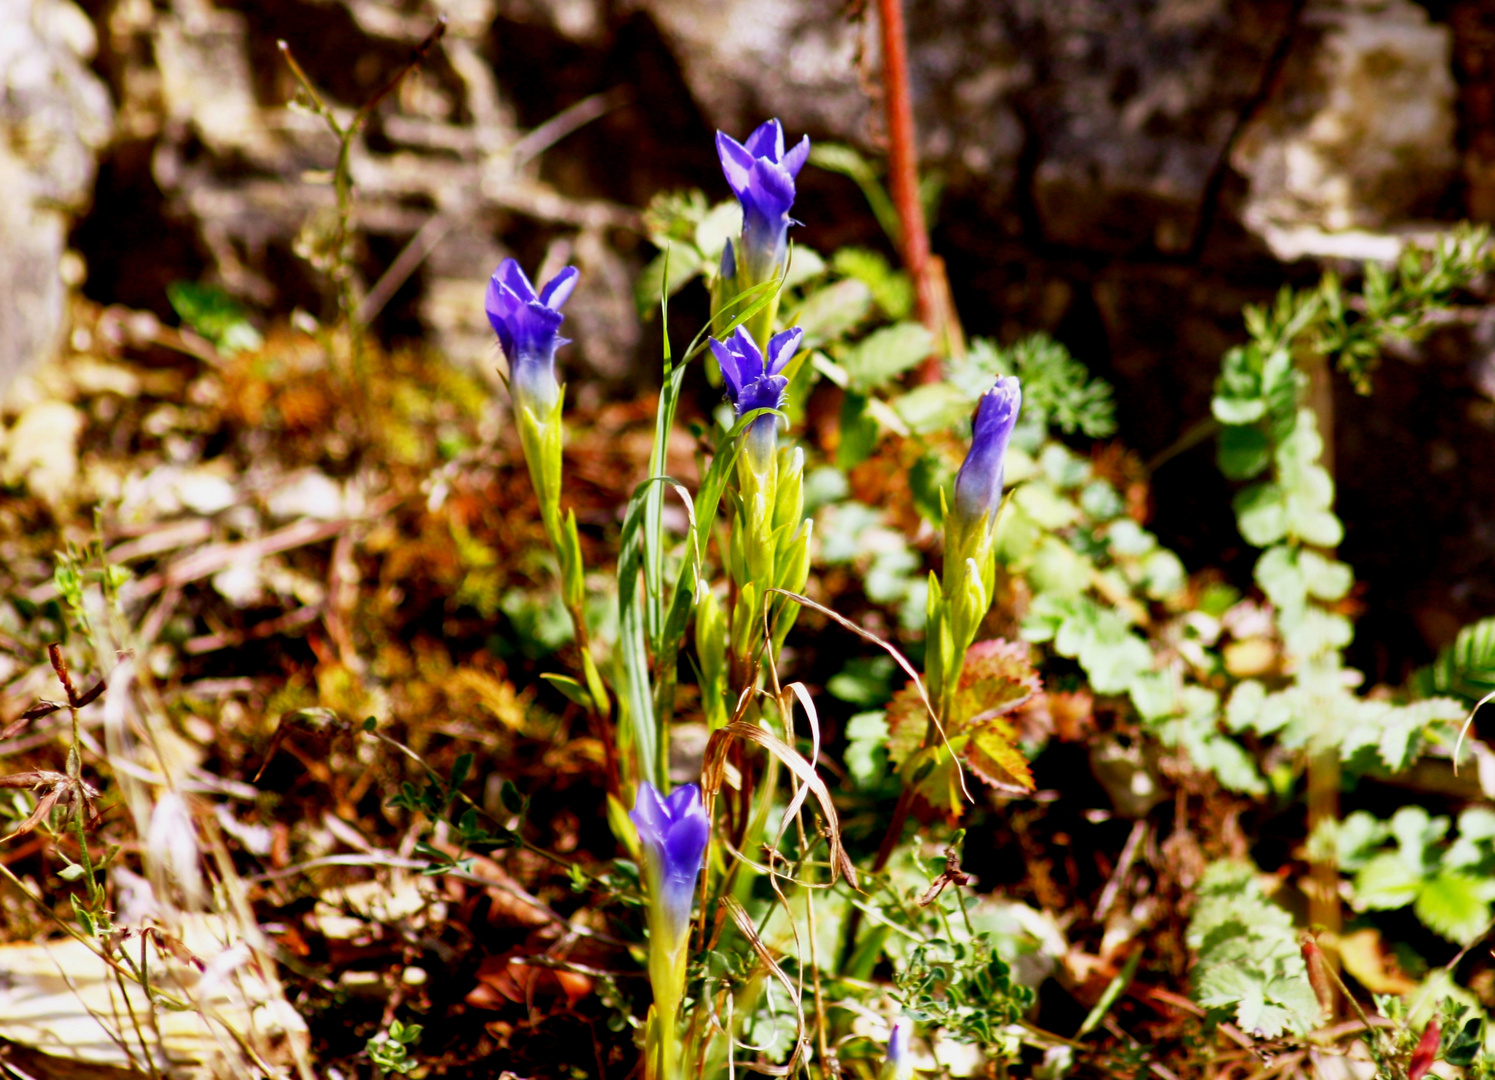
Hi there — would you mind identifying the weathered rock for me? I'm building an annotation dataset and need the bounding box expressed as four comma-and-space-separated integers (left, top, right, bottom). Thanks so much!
1231, 0, 1458, 262
1013, 0, 1298, 255
628, 0, 871, 146
631, 0, 1029, 204
0, 0, 114, 395
102, 0, 645, 374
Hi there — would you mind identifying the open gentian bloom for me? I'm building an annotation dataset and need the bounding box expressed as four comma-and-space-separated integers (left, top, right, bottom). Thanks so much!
952, 376, 1022, 531
709, 325, 803, 468
485, 259, 579, 419
630, 781, 710, 944
716, 119, 810, 284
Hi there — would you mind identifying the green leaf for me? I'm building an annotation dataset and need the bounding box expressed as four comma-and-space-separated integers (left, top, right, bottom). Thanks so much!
893, 382, 972, 434
167, 280, 263, 353
1028, 535, 1092, 598
1254, 545, 1305, 610
1418, 615, 1495, 703
1189, 859, 1319, 1038
1353, 852, 1425, 910
792, 278, 874, 346
1219, 424, 1271, 480
1140, 549, 1186, 600
1212, 397, 1267, 425
831, 247, 914, 319
636, 245, 705, 317
499, 780, 526, 815
836, 392, 880, 469
694, 200, 742, 261
908, 452, 953, 526
965, 719, 1035, 792
845, 711, 890, 784
842, 322, 935, 392
1294, 508, 1344, 548
1013, 482, 1080, 531
1198, 735, 1267, 796
827, 656, 895, 706
1234, 483, 1288, 547
1414, 871, 1492, 944
782, 246, 827, 290
1298, 549, 1353, 602
540, 672, 595, 709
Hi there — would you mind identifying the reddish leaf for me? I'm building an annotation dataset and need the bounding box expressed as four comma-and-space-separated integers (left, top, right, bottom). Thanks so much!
953, 639, 1041, 725
886, 638, 1040, 769
963, 719, 1035, 793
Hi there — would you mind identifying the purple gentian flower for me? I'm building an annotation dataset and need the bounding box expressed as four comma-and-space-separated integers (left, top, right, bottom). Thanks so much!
708, 325, 803, 465
953, 376, 1022, 528
716, 119, 811, 284
630, 781, 710, 942
485, 258, 579, 418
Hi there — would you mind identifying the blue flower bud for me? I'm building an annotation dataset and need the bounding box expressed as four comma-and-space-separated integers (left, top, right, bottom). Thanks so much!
709, 326, 803, 467
952, 376, 1022, 530
485, 259, 579, 418
716, 120, 810, 285
880, 1017, 914, 1080
630, 781, 710, 944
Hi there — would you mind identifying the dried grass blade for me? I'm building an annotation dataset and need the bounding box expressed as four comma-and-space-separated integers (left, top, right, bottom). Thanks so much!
772, 684, 822, 857
701, 722, 857, 889
768, 587, 971, 802
719, 896, 809, 1077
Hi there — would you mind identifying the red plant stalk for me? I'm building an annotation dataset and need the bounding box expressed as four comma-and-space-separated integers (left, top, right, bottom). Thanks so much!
878, 0, 956, 379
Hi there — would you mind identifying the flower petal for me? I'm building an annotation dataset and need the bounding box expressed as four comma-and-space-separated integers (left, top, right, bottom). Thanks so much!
746, 159, 796, 223
710, 338, 747, 403
736, 373, 787, 416
781, 135, 811, 178
496, 258, 538, 303
765, 327, 804, 377
744, 118, 784, 161
716, 131, 755, 195
540, 266, 579, 310
629, 781, 669, 841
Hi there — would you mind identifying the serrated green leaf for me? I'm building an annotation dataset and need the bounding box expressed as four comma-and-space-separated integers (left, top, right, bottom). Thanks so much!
892, 382, 972, 434
1414, 871, 1492, 944
792, 278, 874, 346
831, 247, 913, 319
1198, 734, 1266, 796
1353, 852, 1425, 910
842, 322, 935, 392
1336, 812, 1393, 871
